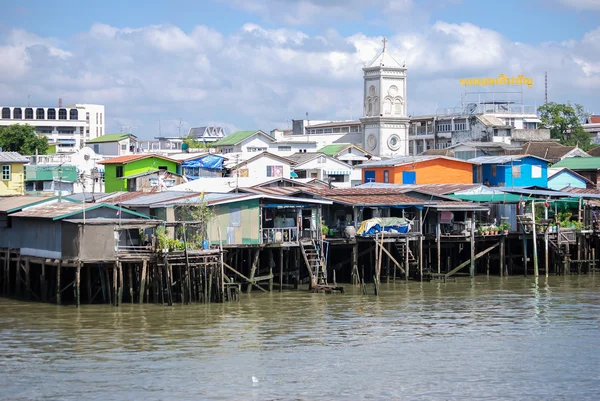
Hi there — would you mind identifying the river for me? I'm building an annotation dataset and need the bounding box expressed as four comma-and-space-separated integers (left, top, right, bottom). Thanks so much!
1, 276, 599, 400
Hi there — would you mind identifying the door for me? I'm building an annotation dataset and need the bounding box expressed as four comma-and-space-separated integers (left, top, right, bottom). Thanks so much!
364, 170, 376, 183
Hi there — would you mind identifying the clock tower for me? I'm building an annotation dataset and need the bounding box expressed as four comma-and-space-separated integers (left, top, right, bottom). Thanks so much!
361, 38, 409, 158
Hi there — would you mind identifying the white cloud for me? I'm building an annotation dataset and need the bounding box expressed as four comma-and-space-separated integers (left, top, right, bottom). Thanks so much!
0, 20, 599, 136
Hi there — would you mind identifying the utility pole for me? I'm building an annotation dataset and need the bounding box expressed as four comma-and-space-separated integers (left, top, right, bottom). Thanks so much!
545, 72, 548, 104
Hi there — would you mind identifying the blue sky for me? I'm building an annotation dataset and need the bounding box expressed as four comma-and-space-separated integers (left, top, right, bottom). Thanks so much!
0, 0, 599, 138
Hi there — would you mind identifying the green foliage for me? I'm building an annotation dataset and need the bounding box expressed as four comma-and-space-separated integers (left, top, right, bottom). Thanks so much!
538, 102, 592, 150
174, 198, 215, 249
156, 226, 186, 251
183, 135, 210, 151
321, 220, 329, 235
499, 221, 511, 231
0, 124, 49, 155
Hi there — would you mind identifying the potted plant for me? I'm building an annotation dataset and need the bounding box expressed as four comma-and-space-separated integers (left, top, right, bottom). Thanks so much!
484, 226, 490, 236
477, 226, 484, 236
500, 222, 510, 234
321, 221, 329, 239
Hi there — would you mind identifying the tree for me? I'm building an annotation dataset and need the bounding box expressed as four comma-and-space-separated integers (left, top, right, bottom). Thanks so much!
538, 102, 592, 150
0, 124, 49, 155
183, 134, 209, 151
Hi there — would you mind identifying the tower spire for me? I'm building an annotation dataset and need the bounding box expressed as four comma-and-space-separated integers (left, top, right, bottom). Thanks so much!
382, 37, 387, 51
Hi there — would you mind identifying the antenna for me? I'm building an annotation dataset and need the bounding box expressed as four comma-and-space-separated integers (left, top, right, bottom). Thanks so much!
27, 94, 30, 107
545, 71, 548, 104
177, 118, 183, 137
58, 97, 62, 108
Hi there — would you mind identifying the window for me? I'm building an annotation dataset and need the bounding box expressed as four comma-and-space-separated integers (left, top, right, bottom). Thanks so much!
93, 144, 99, 153
512, 165, 521, 178
318, 156, 326, 164
121, 143, 127, 151
100, 113, 103, 122
158, 165, 168, 171
1, 165, 10, 180
13, 108, 22, 119
69, 109, 78, 120
531, 165, 542, 178
47, 109, 56, 119
438, 123, 451, 132
277, 146, 291, 152
384, 98, 392, 115
394, 99, 403, 115
96, 113, 98, 124
455, 122, 466, 131
36, 108, 45, 119
505, 118, 515, 127
1, 108, 10, 119
324, 128, 333, 134
58, 109, 67, 120
86, 112, 90, 121
116, 166, 124, 178
266, 165, 283, 177
229, 207, 241, 227
24, 108, 33, 119
384, 170, 389, 183
491, 165, 496, 177
248, 147, 267, 152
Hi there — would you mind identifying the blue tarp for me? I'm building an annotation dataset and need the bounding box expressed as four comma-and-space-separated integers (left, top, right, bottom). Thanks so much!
182, 155, 224, 170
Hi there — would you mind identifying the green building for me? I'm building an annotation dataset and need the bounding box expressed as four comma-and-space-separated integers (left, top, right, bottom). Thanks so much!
98, 154, 181, 193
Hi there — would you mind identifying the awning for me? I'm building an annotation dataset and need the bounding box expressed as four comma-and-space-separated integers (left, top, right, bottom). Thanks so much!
523, 118, 542, 123
325, 169, 351, 175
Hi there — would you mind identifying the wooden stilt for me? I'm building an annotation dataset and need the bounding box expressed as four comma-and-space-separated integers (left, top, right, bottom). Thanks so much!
436, 213, 441, 275
500, 236, 505, 277
246, 249, 259, 294
15, 254, 21, 297
139, 260, 147, 304
405, 238, 409, 282
113, 264, 118, 306
469, 222, 476, 278
76, 262, 81, 307
279, 248, 284, 292
24, 258, 30, 300
166, 264, 173, 306
86, 263, 92, 303
56, 260, 62, 305
41, 260, 47, 302
128, 264, 133, 303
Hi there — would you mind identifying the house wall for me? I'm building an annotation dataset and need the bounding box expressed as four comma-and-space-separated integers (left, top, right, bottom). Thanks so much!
207, 199, 260, 245
11, 218, 62, 258
362, 159, 474, 184
272, 142, 318, 156
90, 142, 119, 156
548, 171, 587, 191
239, 136, 273, 153
476, 157, 548, 187
238, 155, 291, 179
104, 157, 179, 192
0, 162, 25, 196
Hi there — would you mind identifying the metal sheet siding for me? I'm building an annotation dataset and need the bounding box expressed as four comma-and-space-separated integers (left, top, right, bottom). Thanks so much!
13, 218, 62, 258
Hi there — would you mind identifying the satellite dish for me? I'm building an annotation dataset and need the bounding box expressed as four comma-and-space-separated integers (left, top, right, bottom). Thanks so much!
466, 103, 478, 115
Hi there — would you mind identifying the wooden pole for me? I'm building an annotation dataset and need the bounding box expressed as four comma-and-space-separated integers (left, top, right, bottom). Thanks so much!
86, 263, 92, 303
405, 237, 409, 281
352, 242, 359, 285
418, 209, 423, 281
500, 236, 505, 277
470, 217, 476, 278
139, 260, 147, 304
532, 201, 539, 277
436, 212, 441, 275
218, 227, 225, 302
279, 248, 284, 292
56, 261, 62, 305
128, 264, 133, 303
24, 258, 30, 300
76, 262, 81, 307
246, 249, 260, 294
41, 260, 47, 302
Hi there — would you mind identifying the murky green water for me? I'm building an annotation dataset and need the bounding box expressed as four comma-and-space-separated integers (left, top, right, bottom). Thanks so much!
1, 276, 599, 400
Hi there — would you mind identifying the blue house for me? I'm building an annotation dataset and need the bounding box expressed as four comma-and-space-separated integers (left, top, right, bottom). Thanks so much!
547, 167, 594, 191
469, 155, 548, 187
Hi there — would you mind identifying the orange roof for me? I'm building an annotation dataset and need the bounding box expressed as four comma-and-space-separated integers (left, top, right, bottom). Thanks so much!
98, 154, 181, 165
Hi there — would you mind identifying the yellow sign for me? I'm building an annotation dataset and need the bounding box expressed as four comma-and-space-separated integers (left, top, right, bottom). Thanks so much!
460, 74, 533, 88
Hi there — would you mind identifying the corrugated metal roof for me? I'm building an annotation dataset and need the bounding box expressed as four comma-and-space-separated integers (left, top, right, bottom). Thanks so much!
118, 191, 200, 206
11, 202, 144, 220
468, 154, 547, 164
552, 157, 600, 170
98, 154, 181, 165
0, 196, 52, 213
0, 152, 29, 163
358, 155, 476, 168
244, 186, 304, 196
322, 194, 428, 206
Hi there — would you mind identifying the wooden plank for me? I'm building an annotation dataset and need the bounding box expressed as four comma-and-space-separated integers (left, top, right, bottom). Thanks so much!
223, 262, 267, 293
375, 240, 405, 274
446, 243, 499, 279
56, 261, 61, 305
246, 249, 260, 294
139, 260, 147, 304
76, 262, 81, 307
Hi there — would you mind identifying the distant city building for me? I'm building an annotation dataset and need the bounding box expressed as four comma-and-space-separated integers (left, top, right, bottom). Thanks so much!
86, 133, 138, 157
0, 103, 105, 153
583, 115, 600, 143
0, 152, 29, 196
408, 96, 550, 155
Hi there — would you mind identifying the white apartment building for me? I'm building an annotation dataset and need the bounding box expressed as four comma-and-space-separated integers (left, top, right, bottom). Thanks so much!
408, 101, 549, 155
0, 103, 105, 153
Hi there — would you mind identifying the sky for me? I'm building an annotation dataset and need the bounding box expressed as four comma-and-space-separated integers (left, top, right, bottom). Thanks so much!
0, 0, 599, 139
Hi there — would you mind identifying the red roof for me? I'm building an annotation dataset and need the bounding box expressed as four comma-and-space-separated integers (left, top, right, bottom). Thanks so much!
590, 116, 600, 124
98, 154, 181, 165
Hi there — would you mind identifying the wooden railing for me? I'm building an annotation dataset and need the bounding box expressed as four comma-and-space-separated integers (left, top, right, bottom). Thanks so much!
262, 227, 299, 244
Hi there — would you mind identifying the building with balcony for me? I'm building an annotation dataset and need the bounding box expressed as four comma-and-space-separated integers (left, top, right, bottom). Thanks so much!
0, 103, 105, 153
408, 100, 550, 155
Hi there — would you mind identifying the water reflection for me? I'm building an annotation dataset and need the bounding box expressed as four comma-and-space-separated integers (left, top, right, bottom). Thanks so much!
1, 276, 599, 400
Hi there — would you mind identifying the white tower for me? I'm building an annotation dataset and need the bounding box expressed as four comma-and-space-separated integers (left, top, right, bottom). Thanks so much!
360, 38, 409, 157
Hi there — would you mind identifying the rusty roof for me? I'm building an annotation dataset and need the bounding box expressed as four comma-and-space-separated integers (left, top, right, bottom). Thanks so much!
322, 193, 429, 206
97, 154, 181, 165
561, 187, 600, 195
0, 196, 53, 213
243, 186, 305, 196
11, 201, 149, 220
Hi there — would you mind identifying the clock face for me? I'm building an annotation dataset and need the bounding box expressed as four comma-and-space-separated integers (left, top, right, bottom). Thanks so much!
388, 134, 400, 151
367, 134, 377, 151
